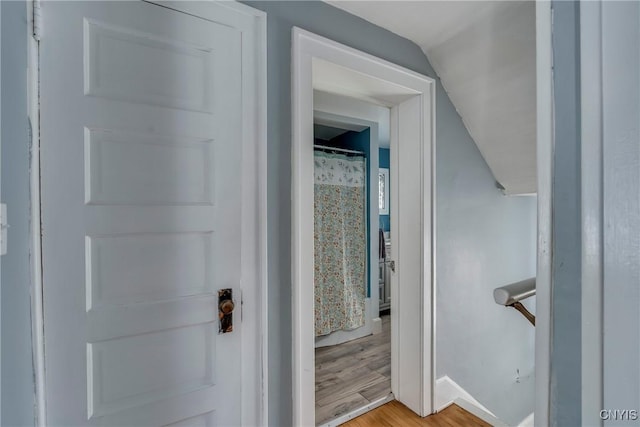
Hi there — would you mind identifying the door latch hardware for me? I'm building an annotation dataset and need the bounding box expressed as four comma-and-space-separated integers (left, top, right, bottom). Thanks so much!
218, 288, 235, 334
389, 260, 396, 273
0, 204, 7, 256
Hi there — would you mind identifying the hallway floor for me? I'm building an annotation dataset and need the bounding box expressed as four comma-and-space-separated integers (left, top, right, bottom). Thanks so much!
342, 401, 491, 427
315, 315, 391, 425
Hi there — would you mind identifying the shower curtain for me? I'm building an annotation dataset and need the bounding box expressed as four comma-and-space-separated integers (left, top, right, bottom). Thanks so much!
314, 151, 367, 337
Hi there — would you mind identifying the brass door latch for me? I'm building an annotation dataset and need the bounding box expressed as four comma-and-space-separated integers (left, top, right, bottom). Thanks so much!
218, 289, 235, 333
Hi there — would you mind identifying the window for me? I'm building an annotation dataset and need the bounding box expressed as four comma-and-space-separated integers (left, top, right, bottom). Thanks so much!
379, 168, 389, 215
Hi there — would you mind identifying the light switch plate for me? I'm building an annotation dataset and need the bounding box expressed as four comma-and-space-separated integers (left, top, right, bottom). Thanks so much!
1, 203, 7, 256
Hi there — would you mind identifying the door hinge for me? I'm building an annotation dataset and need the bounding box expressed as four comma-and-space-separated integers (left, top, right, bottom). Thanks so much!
32, 0, 42, 41
0, 204, 8, 256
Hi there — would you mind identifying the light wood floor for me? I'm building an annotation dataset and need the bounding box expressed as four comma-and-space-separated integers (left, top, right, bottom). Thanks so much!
342, 401, 492, 427
315, 315, 391, 425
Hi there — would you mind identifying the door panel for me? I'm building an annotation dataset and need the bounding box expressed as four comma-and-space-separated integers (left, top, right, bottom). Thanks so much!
40, 2, 244, 425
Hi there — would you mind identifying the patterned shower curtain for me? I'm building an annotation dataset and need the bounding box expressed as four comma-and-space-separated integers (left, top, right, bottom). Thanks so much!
314, 151, 367, 336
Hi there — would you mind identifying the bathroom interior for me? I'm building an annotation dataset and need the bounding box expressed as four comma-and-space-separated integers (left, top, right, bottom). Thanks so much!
313, 108, 393, 425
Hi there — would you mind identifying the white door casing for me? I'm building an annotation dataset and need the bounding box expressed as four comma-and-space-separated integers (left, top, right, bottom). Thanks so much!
0, 4, 2, 422
390, 95, 433, 415
535, 2, 553, 424
580, 1, 640, 425
38, 1, 266, 425
292, 28, 435, 425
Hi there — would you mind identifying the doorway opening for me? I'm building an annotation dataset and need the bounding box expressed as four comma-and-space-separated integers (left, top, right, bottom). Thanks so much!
292, 28, 436, 426
312, 107, 393, 425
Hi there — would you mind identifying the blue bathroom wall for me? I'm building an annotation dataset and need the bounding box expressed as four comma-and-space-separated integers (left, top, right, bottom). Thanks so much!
319, 128, 372, 297
379, 148, 390, 232
325, 129, 370, 154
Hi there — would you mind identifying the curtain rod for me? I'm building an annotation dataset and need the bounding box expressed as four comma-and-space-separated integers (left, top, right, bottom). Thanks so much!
313, 144, 364, 155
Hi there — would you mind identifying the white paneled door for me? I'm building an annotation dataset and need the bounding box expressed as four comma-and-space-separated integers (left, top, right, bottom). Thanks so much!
39, 2, 263, 425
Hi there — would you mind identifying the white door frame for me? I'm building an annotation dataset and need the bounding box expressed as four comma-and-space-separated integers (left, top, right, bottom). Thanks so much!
292, 28, 436, 426
538, 3, 638, 425
0, 3, 2, 422
534, 1, 553, 425
579, 2, 603, 425
26, 1, 268, 425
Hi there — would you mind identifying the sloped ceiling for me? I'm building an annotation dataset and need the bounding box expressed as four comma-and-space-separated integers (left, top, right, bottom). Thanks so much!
327, 1, 536, 195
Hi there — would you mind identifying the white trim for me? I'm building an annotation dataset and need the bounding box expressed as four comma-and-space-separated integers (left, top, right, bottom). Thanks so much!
434, 377, 507, 426
580, 2, 604, 426
434, 376, 497, 417
0, 2, 2, 421
518, 412, 535, 427
451, 399, 508, 427
27, 1, 47, 424
29, 1, 267, 425
226, 2, 270, 423
428, 66, 437, 417
257, 16, 268, 427
313, 90, 390, 148
389, 104, 400, 400
534, 2, 553, 426
318, 394, 394, 427
292, 27, 435, 426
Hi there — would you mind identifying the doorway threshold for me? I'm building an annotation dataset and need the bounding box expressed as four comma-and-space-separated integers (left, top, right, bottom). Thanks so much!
318, 393, 395, 427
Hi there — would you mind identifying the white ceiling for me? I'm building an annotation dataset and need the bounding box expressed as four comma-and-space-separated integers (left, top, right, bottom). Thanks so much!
327, 1, 537, 195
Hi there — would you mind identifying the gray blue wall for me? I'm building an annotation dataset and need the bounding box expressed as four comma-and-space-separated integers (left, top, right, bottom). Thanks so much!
1, 1, 36, 426
435, 112, 537, 424
0, 1, 538, 425
242, 2, 537, 425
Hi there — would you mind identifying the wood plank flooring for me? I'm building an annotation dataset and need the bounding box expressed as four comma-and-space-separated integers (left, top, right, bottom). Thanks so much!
342, 401, 492, 427
315, 316, 391, 425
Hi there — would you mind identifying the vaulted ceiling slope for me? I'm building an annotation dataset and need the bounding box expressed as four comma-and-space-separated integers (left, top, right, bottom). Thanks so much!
327, 1, 536, 195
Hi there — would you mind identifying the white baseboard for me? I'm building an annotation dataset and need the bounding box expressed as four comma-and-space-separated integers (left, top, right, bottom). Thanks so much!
315, 298, 373, 348
372, 316, 382, 334
518, 412, 534, 427
435, 376, 507, 426
453, 398, 508, 427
